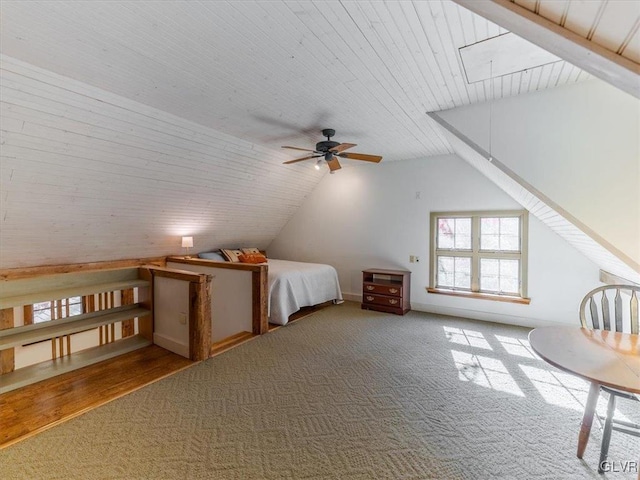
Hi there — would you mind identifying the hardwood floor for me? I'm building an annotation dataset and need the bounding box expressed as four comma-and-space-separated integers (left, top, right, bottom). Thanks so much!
0, 303, 334, 449
0, 345, 193, 449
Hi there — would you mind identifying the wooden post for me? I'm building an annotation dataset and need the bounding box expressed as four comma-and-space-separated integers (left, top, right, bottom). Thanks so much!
121, 288, 135, 337
23, 305, 34, 325
0, 308, 15, 374
252, 265, 268, 335
189, 276, 212, 361
137, 268, 154, 341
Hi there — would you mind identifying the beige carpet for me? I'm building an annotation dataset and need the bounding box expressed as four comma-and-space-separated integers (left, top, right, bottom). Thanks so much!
1, 302, 638, 479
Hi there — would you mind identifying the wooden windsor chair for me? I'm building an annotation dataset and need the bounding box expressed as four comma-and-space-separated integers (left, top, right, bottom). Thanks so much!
579, 284, 640, 474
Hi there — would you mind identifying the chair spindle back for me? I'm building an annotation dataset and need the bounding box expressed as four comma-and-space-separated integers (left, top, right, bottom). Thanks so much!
579, 285, 639, 334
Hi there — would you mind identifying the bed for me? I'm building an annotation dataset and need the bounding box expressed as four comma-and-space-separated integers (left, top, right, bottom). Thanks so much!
166, 255, 343, 340
267, 259, 343, 325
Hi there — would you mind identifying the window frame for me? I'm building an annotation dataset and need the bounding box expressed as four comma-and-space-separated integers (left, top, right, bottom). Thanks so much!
429, 210, 529, 302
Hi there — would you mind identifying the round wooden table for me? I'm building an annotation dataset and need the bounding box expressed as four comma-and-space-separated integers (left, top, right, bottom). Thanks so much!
529, 326, 640, 459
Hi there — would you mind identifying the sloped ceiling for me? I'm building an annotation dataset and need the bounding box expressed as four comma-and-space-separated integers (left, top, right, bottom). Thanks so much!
0, 0, 590, 160
0, 0, 638, 271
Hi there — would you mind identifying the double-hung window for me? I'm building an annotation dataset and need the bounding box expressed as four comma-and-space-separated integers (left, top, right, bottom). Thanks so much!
429, 210, 530, 303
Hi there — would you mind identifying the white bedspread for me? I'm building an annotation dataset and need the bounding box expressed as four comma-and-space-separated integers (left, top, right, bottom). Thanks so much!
268, 259, 343, 326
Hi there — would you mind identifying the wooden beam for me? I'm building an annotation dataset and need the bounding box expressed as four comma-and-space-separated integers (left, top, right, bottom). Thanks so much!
451, 0, 640, 99
22, 305, 34, 326
146, 266, 208, 283
0, 257, 167, 281
0, 309, 15, 374
167, 256, 265, 272
252, 266, 268, 335
121, 288, 135, 338
188, 278, 212, 361
137, 268, 154, 342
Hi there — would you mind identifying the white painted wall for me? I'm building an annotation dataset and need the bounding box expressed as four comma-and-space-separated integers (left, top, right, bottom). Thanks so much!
153, 277, 190, 358
0, 55, 323, 269
268, 155, 601, 327
438, 79, 640, 268
166, 262, 253, 342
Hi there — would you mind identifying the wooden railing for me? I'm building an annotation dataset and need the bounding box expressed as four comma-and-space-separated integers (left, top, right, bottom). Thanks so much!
0, 258, 212, 394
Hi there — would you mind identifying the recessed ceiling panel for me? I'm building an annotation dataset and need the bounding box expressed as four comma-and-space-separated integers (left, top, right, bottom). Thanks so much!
459, 32, 561, 83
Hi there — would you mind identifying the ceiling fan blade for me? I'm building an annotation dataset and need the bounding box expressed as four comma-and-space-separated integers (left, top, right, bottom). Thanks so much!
327, 158, 342, 171
283, 154, 321, 164
282, 145, 316, 152
338, 152, 382, 163
330, 143, 357, 153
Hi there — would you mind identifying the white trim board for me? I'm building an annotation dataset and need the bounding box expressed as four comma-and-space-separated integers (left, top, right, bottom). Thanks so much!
451, 0, 640, 99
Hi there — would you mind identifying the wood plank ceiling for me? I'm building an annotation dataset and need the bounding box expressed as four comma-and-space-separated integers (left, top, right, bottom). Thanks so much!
512, 0, 639, 63
1, 1, 590, 161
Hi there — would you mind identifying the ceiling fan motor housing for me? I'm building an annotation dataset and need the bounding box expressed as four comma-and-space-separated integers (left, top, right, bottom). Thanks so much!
316, 140, 340, 152
316, 128, 339, 154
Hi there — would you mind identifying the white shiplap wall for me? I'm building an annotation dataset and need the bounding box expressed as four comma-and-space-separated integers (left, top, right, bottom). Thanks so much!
0, 55, 323, 268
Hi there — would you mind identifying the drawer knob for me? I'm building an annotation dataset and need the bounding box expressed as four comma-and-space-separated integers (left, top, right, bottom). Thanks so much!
366, 285, 375, 291
389, 288, 398, 294
389, 299, 398, 305
366, 296, 374, 301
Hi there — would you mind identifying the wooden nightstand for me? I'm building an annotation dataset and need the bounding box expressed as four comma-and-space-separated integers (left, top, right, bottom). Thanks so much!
361, 268, 411, 315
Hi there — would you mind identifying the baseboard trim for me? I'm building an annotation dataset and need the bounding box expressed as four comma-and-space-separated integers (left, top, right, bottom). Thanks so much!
153, 333, 189, 358
342, 292, 563, 329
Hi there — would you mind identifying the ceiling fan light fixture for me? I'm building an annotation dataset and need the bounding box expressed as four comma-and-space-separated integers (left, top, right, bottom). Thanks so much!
281, 129, 382, 171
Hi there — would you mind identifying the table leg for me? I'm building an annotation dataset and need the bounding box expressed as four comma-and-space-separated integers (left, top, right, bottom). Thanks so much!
577, 382, 600, 458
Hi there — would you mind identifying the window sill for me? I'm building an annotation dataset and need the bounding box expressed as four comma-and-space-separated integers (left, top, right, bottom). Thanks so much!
426, 287, 531, 305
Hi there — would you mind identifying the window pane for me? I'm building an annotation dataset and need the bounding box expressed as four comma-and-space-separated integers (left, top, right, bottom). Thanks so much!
481, 216, 520, 251
438, 219, 454, 249
500, 259, 520, 294
480, 259, 500, 292
500, 218, 520, 251
437, 256, 454, 287
500, 217, 519, 235
438, 256, 471, 289
481, 217, 499, 250
33, 301, 53, 324
69, 296, 83, 316
481, 217, 499, 234
480, 259, 519, 294
481, 234, 499, 250
454, 257, 471, 289
438, 217, 471, 250
454, 218, 471, 249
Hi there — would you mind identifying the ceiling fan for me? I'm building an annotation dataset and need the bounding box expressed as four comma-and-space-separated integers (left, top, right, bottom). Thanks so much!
282, 129, 382, 173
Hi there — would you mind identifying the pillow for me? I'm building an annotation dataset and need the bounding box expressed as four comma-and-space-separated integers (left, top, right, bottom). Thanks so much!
238, 253, 268, 264
241, 247, 261, 255
198, 251, 226, 261
220, 248, 243, 263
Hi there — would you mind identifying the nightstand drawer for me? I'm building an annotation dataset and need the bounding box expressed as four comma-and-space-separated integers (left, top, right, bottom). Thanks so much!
362, 294, 402, 307
363, 283, 402, 297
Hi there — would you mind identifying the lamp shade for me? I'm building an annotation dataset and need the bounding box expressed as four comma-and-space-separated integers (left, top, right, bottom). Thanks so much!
181, 236, 194, 248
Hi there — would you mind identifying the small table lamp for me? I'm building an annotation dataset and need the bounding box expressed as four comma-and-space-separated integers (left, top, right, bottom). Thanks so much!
181, 236, 194, 257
